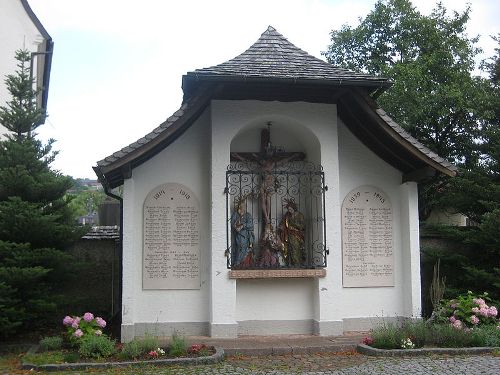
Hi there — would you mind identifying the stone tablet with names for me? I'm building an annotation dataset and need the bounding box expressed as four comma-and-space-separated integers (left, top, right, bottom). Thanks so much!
143, 183, 200, 289
342, 186, 394, 287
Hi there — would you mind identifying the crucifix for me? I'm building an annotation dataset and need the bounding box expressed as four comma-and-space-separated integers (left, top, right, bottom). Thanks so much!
230, 123, 305, 230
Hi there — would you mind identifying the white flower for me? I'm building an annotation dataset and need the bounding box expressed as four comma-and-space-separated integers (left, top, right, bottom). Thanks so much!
401, 338, 415, 349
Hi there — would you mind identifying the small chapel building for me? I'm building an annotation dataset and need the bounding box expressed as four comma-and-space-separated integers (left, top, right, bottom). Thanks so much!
94, 27, 456, 341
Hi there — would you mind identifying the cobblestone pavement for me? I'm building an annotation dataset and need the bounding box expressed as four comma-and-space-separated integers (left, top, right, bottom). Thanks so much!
115, 352, 499, 375
2, 351, 499, 374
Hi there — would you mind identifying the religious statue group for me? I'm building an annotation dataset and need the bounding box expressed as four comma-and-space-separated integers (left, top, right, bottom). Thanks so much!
231, 196, 306, 269
229, 124, 307, 269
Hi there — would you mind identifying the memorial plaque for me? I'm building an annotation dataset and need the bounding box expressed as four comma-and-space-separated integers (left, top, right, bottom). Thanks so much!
342, 186, 394, 287
143, 183, 200, 289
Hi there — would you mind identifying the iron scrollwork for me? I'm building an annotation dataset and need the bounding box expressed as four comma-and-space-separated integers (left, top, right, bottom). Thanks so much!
226, 160, 327, 269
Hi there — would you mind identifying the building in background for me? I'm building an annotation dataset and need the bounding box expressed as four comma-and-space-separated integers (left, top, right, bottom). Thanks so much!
0, 0, 53, 137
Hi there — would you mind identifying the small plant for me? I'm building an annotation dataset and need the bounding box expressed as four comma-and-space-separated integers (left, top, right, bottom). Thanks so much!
39, 336, 63, 351
361, 336, 374, 346
370, 322, 405, 349
118, 335, 160, 360
139, 334, 160, 353
400, 337, 415, 349
429, 324, 474, 348
119, 340, 142, 360
168, 333, 187, 357
63, 312, 107, 345
188, 343, 211, 356
148, 347, 165, 359
401, 320, 427, 348
470, 325, 500, 347
63, 351, 80, 363
78, 335, 116, 359
429, 259, 446, 313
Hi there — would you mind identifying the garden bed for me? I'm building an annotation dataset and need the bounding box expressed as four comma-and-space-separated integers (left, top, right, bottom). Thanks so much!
357, 344, 497, 357
21, 345, 224, 371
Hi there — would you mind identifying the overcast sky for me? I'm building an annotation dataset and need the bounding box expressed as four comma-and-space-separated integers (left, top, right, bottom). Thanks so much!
27, 0, 499, 179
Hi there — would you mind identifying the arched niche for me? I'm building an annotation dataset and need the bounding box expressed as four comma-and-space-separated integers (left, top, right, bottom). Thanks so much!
230, 117, 321, 166
226, 117, 326, 271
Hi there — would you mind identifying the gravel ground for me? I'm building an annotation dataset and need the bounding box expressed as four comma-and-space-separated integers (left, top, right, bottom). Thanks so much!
3, 351, 499, 375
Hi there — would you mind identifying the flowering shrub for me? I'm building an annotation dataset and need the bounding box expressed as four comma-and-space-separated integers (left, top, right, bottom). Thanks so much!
438, 292, 498, 329
401, 338, 415, 349
148, 348, 165, 359
63, 312, 107, 344
361, 336, 374, 346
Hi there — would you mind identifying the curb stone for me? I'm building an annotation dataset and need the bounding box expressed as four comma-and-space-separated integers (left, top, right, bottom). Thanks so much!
21, 346, 224, 371
357, 343, 499, 357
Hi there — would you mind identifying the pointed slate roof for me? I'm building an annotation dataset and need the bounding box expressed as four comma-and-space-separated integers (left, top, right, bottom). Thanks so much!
94, 26, 456, 190
182, 26, 390, 99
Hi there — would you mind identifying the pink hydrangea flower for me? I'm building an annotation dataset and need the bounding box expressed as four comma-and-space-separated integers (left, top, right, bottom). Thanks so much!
74, 329, 83, 338
83, 312, 94, 322
71, 317, 81, 328
63, 316, 74, 326
488, 306, 498, 317
471, 307, 479, 314
479, 307, 489, 317
452, 320, 463, 329
473, 298, 485, 305
95, 330, 102, 336
470, 315, 479, 325
449, 316, 456, 323
95, 317, 106, 328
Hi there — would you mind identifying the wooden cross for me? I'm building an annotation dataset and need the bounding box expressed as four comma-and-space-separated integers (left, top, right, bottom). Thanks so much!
230, 123, 305, 230
230, 123, 305, 164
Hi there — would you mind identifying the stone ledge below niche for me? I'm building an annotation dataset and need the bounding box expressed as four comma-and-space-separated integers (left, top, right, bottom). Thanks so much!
229, 269, 326, 279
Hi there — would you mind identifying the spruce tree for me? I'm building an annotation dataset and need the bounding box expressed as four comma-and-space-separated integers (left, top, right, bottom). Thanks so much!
0, 50, 82, 338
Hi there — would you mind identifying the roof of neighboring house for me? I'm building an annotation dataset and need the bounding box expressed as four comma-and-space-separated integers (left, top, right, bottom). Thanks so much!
94, 26, 456, 190
82, 226, 120, 240
21, 0, 53, 121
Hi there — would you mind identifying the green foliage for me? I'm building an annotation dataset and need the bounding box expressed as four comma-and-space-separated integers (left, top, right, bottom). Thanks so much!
435, 291, 498, 328
324, 0, 498, 220
168, 334, 187, 357
470, 325, 500, 347
119, 340, 142, 360
118, 335, 160, 360
140, 334, 160, 353
22, 351, 65, 366
367, 320, 498, 349
324, 0, 499, 317
429, 324, 474, 348
78, 335, 116, 359
421, 226, 500, 307
0, 50, 45, 139
68, 189, 106, 218
324, 0, 486, 166
39, 336, 63, 352
369, 322, 405, 349
0, 50, 83, 338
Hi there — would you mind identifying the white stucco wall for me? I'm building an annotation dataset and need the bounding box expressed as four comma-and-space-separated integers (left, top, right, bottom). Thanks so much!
0, 0, 48, 137
210, 100, 339, 336
121, 109, 211, 340
121, 98, 421, 339
337, 119, 421, 324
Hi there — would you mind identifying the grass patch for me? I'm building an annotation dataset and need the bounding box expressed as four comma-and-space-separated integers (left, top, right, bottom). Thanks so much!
367, 320, 500, 349
23, 351, 66, 365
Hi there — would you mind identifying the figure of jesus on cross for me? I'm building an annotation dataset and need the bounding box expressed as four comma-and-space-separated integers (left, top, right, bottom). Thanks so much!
231, 123, 305, 230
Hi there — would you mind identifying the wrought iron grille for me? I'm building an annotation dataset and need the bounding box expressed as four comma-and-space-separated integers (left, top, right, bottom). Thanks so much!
225, 160, 327, 269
